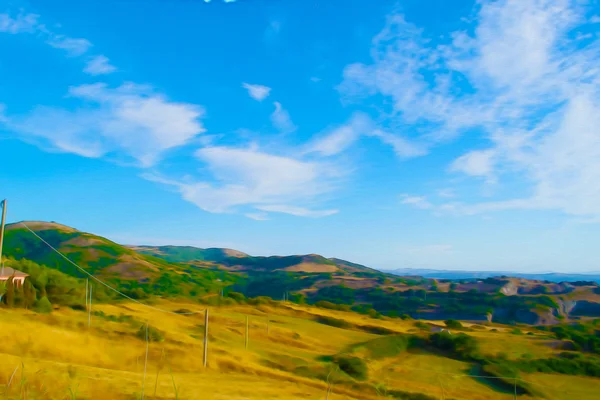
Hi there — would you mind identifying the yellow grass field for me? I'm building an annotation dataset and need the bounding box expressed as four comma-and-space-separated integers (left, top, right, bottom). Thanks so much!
0, 300, 598, 399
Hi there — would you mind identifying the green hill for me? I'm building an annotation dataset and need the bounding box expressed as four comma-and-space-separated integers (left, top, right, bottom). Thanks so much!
131, 245, 249, 263
3, 221, 238, 299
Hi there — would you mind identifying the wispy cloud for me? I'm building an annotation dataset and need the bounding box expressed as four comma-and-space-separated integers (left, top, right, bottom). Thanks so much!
242, 83, 271, 101
400, 194, 433, 210
306, 113, 370, 156
47, 35, 91, 56
6, 83, 205, 166
343, 0, 600, 219
270, 101, 296, 133
256, 204, 338, 218
0, 12, 38, 33
146, 146, 342, 217
84, 55, 117, 75
449, 149, 496, 183
306, 112, 424, 158
245, 212, 269, 221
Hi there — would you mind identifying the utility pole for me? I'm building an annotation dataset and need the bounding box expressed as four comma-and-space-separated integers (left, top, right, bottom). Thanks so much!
203, 309, 209, 367
0, 200, 7, 269
88, 284, 93, 328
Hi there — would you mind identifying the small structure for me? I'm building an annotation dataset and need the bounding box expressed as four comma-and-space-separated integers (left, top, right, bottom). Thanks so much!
0, 266, 28, 287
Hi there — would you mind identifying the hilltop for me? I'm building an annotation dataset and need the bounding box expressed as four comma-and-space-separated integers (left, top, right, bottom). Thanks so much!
4, 221, 600, 326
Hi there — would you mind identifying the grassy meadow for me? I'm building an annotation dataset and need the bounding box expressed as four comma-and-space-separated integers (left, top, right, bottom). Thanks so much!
1, 299, 598, 400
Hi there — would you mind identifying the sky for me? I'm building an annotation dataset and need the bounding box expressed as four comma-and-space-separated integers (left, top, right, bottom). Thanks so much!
1, 0, 600, 273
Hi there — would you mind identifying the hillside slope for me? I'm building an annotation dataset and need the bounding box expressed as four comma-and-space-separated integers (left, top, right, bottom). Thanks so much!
131, 245, 249, 263
5, 221, 176, 280
135, 245, 382, 276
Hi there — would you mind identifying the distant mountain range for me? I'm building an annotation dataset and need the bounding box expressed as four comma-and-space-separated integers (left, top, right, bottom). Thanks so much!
387, 268, 600, 283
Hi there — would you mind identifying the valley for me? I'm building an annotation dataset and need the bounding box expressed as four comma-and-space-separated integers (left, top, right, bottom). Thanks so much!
1, 221, 599, 399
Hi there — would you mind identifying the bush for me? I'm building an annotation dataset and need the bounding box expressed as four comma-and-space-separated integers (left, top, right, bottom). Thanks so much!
428, 332, 480, 360
315, 316, 352, 329
136, 325, 165, 342
333, 356, 368, 380
227, 292, 246, 303
445, 319, 463, 330
34, 296, 53, 313
414, 321, 429, 331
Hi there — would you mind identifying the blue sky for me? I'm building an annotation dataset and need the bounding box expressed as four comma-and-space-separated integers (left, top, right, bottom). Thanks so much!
1, 0, 600, 272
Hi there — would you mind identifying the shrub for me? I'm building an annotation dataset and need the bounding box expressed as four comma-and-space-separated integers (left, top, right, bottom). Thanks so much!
511, 328, 523, 335
315, 316, 352, 329
227, 291, 246, 303
34, 296, 53, 313
428, 332, 480, 360
414, 321, 429, 331
445, 319, 463, 330
136, 325, 165, 342
333, 356, 368, 380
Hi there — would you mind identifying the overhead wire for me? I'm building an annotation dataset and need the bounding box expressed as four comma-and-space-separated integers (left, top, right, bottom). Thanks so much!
20, 222, 205, 316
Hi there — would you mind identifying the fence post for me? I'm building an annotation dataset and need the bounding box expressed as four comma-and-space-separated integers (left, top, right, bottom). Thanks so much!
266, 313, 270, 336
203, 309, 209, 367
88, 284, 93, 328
245, 315, 249, 349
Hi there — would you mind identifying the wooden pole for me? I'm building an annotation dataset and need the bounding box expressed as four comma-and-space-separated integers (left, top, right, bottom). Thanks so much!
266, 313, 270, 336
514, 378, 517, 399
142, 322, 149, 400
88, 284, 93, 328
85, 278, 89, 311
203, 309, 209, 367
0, 200, 6, 269
245, 315, 249, 350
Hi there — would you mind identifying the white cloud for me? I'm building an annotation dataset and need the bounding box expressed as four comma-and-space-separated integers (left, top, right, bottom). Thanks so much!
146, 146, 341, 217
47, 35, 92, 56
84, 55, 117, 75
242, 83, 271, 101
368, 129, 427, 158
343, 0, 600, 219
450, 149, 496, 181
270, 101, 296, 133
256, 205, 338, 218
0, 12, 38, 33
8, 83, 205, 166
306, 112, 424, 158
400, 195, 433, 210
245, 212, 269, 221
306, 113, 370, 156
590, 15, 600, 23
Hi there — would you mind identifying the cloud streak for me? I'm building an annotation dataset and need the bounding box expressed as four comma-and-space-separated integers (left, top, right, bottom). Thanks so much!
342, 0, 600, 219
7, 83, 205, 166
242, 83, 271, 101
146, 146, 342, 218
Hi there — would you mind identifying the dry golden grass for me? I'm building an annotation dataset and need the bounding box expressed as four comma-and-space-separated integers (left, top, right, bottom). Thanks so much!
0, 301, 597, 399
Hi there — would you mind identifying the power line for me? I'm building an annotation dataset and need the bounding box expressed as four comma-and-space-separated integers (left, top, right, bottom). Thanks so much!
20, 222, 205, 316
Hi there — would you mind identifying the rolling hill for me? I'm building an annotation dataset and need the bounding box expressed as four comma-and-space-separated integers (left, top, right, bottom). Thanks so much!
4, 221, 600, 326
4, 221, 177, 280
389, 268, 600, 283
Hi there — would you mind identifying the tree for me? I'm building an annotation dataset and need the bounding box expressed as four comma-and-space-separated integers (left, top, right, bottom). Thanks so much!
23, 280, 36, 309
449, 282, 458, 291
445, 319, 463, 330
34, 296, 53, 313
0, 280, 6, 303
4, 276, 14, 307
